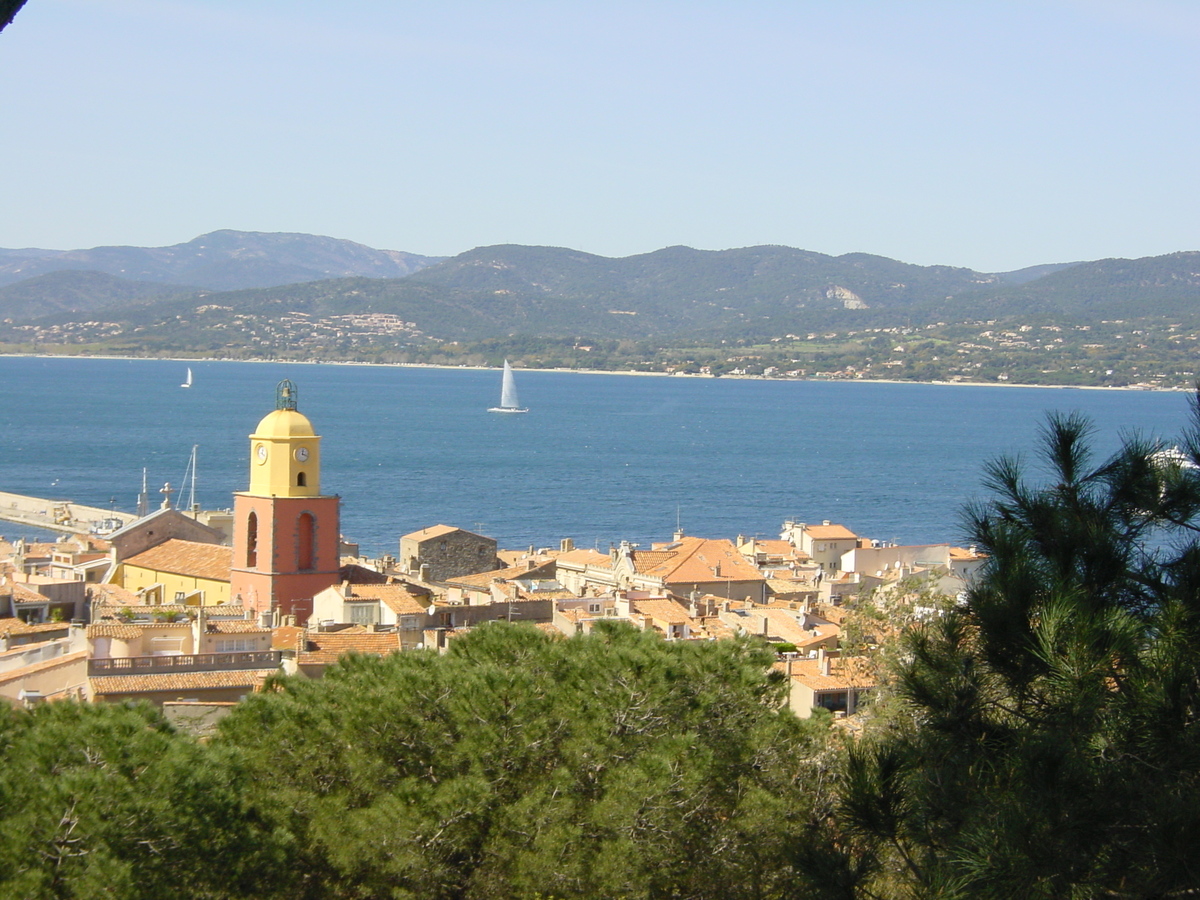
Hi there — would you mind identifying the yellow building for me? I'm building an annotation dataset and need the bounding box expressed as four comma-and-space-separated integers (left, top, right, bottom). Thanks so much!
113, 538, 233, 606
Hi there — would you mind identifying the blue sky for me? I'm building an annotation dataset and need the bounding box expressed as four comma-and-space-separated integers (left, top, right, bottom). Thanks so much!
2, 0, 1197, 271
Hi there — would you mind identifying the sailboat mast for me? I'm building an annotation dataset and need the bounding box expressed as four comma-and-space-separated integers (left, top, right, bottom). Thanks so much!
188, 444, 198, 514
137, 467, 149, 517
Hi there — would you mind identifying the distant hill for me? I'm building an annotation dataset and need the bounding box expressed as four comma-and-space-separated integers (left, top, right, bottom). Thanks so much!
0, 230, 443, 292
921, 252, 1200, 321
407, 244, 1002, 320
5, 238, 1200, 366
993, 261, 1084, 284
0, 270, 193, 320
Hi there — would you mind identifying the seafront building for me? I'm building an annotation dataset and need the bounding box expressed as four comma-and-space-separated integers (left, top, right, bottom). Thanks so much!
0, 379, 984, 719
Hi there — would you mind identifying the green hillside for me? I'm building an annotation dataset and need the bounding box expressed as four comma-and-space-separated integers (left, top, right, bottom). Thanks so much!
2, 241, 1199, 387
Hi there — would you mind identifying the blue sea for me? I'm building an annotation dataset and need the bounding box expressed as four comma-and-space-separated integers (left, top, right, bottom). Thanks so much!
0, 356, 1192, 556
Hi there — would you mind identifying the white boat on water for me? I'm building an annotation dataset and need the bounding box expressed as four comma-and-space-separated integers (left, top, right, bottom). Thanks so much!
488, 360, 528, 413
181, 367, 193, 388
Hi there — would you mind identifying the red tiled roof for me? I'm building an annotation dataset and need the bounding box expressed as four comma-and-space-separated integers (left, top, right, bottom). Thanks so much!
556, 549, 611, 566
0, 617, 70, 637
206, 620, 269, 634
86, 623, 143, 639
347, 584, 430, 616
90, 669, 277, 695
123, 540, 231, 582
272, 625, 304, 651
298, 630, 402, 665
444, 562, 555, 588
803, 524, 858, 540
88, 584, 143, 606
776, 655, 876, 691
630, 598, 693, 625
401, 524, 489, 542
639, 538, 763, 584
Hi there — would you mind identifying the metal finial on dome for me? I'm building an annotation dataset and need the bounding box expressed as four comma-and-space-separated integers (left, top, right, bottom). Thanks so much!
275, 379, 299, 411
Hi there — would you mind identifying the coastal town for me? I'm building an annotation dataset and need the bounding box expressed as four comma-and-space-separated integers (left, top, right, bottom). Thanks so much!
0, 378, 985, 728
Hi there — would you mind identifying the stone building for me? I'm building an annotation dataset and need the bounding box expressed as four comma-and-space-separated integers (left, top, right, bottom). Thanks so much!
399, 525, 498, 583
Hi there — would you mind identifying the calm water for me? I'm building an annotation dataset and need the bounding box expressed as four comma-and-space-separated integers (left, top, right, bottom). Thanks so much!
0, 356, 1191, 555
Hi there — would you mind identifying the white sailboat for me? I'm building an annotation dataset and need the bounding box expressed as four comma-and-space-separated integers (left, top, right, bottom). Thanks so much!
488, 360, 528, 413
181, 367, 193, 388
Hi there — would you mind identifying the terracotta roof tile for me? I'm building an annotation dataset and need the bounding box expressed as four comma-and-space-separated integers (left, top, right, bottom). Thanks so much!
123, 540, 232, 582
88, 584, 143, 606
90, 669, 277, 695
298, 630, 402, 665
630, 598, 693, 625
948, 546, 986, 560
206, 621, 269, 634
401, 524, 488, 542
445, 563, 553, 588
87, 623, 143, 639
639, 538, 763, 584
803, 524, 858, 540
346, 584, 430, 616
556, 549, 611, 566
776, 655, 877, 691
0, 617, 70, 637
272, 625, 304, 651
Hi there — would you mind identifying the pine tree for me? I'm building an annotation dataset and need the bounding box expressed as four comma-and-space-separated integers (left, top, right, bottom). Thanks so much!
810, 399, 1200, 899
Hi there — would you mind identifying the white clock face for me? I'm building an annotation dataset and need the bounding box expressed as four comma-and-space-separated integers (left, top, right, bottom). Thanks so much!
295, 447, 309, 462
256, 443, 268, 463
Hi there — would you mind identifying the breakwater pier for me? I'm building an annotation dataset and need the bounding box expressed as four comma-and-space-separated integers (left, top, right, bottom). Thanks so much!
0, 491, 137, 536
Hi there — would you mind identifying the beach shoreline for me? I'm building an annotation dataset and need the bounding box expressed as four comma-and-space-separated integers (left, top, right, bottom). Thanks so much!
0, 351, 1185, 393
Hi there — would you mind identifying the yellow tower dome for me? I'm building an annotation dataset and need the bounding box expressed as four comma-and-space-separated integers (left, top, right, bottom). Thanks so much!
253, 407, 317, 438
247, 379, 321, 497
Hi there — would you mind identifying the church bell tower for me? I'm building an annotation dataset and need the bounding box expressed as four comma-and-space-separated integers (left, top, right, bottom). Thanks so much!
230, 380, 340, 624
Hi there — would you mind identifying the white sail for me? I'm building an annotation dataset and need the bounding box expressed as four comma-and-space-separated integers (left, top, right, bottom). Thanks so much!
488, 360, 528, 413
181, 367, 193, 388
500, 361, 519, 408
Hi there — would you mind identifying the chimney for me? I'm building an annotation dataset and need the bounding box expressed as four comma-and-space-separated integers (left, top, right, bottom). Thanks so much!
561, 537, 575, 552
342, 581, 353, 598
419, 563, 431, 582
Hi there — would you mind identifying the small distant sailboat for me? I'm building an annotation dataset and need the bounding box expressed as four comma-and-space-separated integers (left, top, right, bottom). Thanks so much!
488, 360, 528, 413
181, 367, 193, 389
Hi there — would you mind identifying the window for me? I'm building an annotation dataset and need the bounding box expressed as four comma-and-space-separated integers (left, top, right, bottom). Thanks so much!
246, 512, 258, 568
297, 472, 307, 487
349, 603, 376, 626
217, 638, 254, 652
298, 512, 315, 570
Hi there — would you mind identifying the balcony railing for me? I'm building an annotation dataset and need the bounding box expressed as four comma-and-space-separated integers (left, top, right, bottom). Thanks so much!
88, 651, 282, 676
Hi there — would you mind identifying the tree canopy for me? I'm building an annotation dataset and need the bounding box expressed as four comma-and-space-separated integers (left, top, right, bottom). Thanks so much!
818, 399, 1200, 899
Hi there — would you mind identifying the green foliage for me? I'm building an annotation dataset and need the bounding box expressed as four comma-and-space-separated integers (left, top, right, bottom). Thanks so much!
0, 701, 286, 900
216, 621, 827, 900
811, 395, 1200, 898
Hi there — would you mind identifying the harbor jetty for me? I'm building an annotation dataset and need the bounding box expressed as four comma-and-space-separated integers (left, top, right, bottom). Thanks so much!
0, 491, 137, 535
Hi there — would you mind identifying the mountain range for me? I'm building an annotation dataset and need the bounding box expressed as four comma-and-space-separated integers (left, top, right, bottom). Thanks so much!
1, 231, 1198, 349
0, 230, 442, 293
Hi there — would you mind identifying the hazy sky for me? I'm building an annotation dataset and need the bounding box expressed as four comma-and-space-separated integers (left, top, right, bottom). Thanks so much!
2, 0, 1198, 271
